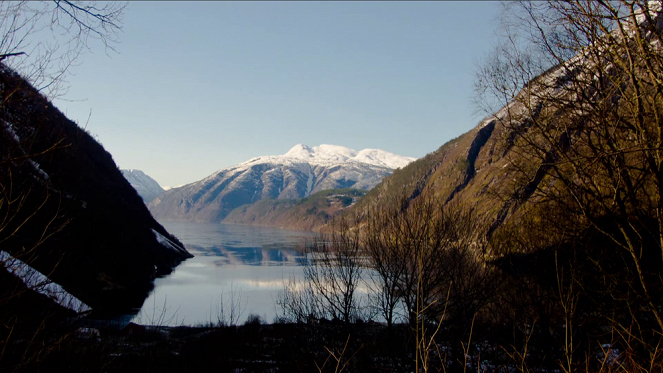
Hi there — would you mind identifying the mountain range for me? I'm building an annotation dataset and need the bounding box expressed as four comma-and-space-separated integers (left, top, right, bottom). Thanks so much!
149, 144, 415, 222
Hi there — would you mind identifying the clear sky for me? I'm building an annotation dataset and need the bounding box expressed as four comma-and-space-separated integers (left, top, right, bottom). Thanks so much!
54, 2, 501, 188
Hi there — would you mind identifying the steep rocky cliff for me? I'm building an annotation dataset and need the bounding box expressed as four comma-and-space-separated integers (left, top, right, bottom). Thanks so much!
346, 71, 600, 238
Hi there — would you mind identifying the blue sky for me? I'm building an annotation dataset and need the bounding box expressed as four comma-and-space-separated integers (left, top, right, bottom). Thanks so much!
54, 2, 501, 188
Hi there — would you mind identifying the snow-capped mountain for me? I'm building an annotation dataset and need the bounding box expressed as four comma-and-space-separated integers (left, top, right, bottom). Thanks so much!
121, 169, 165, 203
149, 144, 416, 222
283, 144, 414, 169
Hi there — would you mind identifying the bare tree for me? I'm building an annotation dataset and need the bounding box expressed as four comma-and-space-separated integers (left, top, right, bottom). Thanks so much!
362, 199, 408, 328
276, 275, 321, 324
304, 217, 365, 324
0, 1, 126, 97
476, 0, 663, 369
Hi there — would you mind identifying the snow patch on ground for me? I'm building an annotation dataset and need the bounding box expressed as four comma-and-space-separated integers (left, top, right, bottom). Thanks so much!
28, 159, 49, 180
2, 120, 51, 181
152, 229, 187, 256
0, 250, 90, 312
2, 119, 20, 142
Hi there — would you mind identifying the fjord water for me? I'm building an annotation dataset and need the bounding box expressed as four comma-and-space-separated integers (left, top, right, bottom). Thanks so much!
135, 222, 316, 326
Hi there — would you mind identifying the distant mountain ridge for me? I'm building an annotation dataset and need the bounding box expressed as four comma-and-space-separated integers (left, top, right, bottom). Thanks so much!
121, 169, 165, 203
149, 144, 416, 222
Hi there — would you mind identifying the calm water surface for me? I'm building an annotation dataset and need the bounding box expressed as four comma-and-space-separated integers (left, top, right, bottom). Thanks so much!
134, 222, 316, 326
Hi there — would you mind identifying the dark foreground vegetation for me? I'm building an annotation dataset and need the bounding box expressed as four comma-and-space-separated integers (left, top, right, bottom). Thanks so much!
6, 1, 663, 372
0, 319, 425, 372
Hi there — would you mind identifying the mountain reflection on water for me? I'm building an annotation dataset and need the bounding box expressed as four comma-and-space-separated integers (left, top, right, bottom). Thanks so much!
193, 245, 306, 266
134, 222, 317, 326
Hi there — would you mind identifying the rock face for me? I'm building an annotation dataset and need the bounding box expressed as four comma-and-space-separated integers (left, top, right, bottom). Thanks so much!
149, 144, 415, 222
0, 64, 192, 311
351, 110, 516, 227
121, 169, 165, 203
347, 29, 636, 238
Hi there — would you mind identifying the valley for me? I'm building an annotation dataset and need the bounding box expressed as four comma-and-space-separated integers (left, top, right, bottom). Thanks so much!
3, 1, 663, 372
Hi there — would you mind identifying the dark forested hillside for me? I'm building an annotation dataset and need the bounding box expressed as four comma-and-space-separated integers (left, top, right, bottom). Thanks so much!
0, 64, 192, 311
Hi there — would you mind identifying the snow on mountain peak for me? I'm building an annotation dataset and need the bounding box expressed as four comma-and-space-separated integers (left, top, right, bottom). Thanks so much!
284, 144, 314, 159
282, 144, 414, 169
355, 148, 416, 169
150, 144, 417, 222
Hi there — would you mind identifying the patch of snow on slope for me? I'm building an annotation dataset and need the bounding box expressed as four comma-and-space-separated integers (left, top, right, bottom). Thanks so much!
306, 164, 314, 196
2, 120, 20, 142
635, 1, 663, 31
0, 250, 90, 312
152, 229, 188, 256
28, 159, 49, 180
2, 120, 51, 180
355, 148, 416, 169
